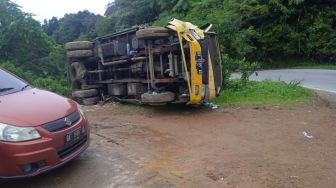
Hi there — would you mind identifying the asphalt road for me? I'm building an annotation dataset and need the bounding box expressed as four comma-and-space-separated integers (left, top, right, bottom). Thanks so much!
232, 69, 336, 93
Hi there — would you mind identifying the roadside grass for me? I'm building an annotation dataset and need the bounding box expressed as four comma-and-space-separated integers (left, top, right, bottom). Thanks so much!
214, 79, 314, 106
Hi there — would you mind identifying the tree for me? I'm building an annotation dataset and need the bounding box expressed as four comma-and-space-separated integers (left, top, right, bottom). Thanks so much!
0, 0, 53, 65
52, 10, 103, 44
97, 0, 162, 35
0, 0, 70, 95
43, 16, 59, 36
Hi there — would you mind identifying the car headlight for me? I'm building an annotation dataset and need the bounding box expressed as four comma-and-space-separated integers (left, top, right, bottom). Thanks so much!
0, 123, 41, 142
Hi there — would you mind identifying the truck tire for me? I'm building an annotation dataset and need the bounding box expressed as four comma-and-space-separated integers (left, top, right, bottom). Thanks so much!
141, 92, 175, 104
70, 62, 87, 81
81, 84, 103, 90
67, 50, 93, 58
65, 41, 93, 51
136, 27, 170, 39
69, 68, 84, 90
69, 66, 77, 83
71, 80, 82, 90
72, 89, 99, 98
82, 96, 100, 105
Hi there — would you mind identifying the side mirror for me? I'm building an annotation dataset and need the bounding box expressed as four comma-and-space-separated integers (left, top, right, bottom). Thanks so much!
200, 23, 213, 32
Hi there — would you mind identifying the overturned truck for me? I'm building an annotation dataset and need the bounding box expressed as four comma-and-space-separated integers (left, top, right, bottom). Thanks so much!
65, 19, 223, 105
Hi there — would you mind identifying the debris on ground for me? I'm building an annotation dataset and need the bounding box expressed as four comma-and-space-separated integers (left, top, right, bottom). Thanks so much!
303, 131, 314, 139
204, 102, 219, 110
289, 175, 299, 179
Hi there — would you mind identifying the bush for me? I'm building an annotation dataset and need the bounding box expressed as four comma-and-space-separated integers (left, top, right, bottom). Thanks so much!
0, 61, 71, 96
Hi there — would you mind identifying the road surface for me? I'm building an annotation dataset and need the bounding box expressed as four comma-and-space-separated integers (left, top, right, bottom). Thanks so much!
232, 69, 336, 93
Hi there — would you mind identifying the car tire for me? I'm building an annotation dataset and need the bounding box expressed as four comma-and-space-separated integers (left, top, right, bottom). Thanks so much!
82, 96, 100, 105
67, 50, 93, 58
65, 41, 93, 51
72, 89, 99, 98
136, 27, 170, 39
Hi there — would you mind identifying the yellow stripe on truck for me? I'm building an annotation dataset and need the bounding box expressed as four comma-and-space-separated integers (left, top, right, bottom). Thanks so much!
207, 50, 216, 100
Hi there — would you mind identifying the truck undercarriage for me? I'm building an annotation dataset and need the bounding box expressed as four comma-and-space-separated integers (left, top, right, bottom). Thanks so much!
66, 19, 223, 105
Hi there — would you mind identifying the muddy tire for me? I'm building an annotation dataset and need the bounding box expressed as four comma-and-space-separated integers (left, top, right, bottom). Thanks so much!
136, 27, 170, 39
141, 92, 175, 104
81, 84, 103, 90
71, 80, 82, 90
70, 62, 87, 81
67, 50, 93, 58
82, 96, 100, 105
65, 41, 93, 51
72, 89, 98, 98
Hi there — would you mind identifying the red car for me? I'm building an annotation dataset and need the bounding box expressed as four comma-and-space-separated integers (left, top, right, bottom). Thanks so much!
0, 68, 90, 178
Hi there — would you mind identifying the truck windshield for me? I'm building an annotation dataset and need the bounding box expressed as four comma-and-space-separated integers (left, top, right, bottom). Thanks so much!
0, 69, 29, 96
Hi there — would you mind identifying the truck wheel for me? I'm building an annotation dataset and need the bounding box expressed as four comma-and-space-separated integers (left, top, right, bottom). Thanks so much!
136, 27, 170, 39
67, 50, 93, 58
65, 41, 93, 51
72, 89, 99, 98
71, 80, 82, 90
82, 96, 100, 105
69, 66, 77, 83
141, 92, 175, 104
81, 84, 103, 90
70, 62, 87, 81
69, 68, 85, 90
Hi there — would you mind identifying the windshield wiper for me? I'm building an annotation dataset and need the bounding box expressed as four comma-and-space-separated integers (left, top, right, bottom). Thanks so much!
21, 85, 30, 91
0, 87, 14, 93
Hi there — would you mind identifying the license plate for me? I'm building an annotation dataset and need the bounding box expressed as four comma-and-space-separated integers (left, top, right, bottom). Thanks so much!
65, 126, 85, 145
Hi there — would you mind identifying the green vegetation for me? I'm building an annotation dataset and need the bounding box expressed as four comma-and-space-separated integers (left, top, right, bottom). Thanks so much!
0, 0, 70, 95
1, 0, 334, 98
214, 79, 313, 106
43, 11, 103, 44
97, 0, 336, 64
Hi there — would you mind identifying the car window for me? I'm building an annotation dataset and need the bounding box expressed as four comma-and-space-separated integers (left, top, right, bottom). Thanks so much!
0, 69, 29, 96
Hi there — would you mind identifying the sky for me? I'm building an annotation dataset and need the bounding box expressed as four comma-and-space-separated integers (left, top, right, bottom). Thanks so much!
14, 0, 112, 22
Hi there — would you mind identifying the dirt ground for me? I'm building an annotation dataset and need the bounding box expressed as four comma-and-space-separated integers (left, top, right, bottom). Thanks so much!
3, 93, 336, 188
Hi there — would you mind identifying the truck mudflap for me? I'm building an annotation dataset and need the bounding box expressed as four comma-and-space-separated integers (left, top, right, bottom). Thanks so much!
166, 19, 222, 104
